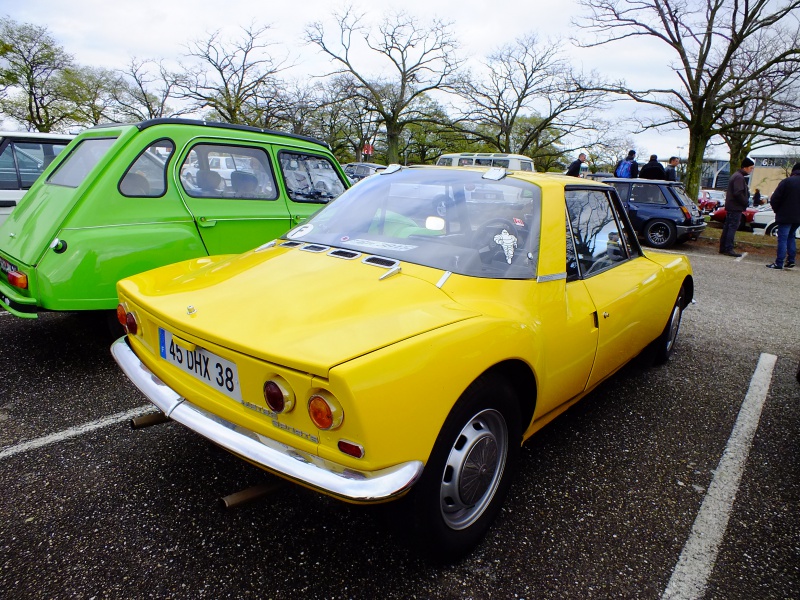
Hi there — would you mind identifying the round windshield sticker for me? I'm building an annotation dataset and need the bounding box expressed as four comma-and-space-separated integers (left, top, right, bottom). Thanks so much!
341, 235, 350, 242
288, 224, 314, 239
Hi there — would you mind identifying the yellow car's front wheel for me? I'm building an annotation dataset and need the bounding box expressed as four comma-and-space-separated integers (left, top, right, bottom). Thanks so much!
410, 374, 521, 562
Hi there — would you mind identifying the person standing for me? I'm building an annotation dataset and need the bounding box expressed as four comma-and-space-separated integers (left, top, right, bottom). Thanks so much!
752, 188, 762, 206
665, 156, 680, 181
639, 154, 667, 179
720, 157, 755, 257
614, 150, 639, 178
765, 163, 800, 269
565, 153, 586, 177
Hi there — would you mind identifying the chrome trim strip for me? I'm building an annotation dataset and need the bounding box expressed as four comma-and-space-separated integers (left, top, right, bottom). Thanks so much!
436, 271, 452, 288
111, 337, 424, 502
536, 272, 567, 283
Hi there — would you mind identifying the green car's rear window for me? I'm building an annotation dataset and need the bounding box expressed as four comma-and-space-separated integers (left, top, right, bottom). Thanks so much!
48, 137, 117, 188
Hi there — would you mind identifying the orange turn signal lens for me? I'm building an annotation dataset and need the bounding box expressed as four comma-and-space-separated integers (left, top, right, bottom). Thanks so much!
116, 303, 127, 327
308, 392, 343, 430
7, 271, 27, 289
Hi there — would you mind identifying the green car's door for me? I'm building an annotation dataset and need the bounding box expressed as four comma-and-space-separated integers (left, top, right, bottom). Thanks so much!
179, 142, 345, 255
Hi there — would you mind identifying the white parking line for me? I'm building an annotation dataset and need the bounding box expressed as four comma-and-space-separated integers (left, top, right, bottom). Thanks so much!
0, 405, 153, 460
661, 352, 777, 600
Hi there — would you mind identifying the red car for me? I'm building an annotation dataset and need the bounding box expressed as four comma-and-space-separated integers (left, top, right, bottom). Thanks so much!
710, 206, 758, 231
697, 189, 726, 213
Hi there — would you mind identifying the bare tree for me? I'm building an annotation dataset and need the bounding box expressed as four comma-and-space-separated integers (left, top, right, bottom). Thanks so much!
0, 17, 74, 132
450, 33, 607, 162
716, 31, 800, 167
177, 23, 288, 125
113, 58, 189, 121
306, 8, 462, 163
576, 0, 800, 198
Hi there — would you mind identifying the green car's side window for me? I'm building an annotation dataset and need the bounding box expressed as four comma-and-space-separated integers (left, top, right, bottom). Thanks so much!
179, 144, 278, 200
278, 151, 346, 204
120, 139, 175, 198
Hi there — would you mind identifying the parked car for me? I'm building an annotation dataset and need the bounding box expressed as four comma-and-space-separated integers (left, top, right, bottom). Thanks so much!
0, 131, 74, 226
697, 189, 726, 213
113, 165, 693, 561
602, 177, 706, 248
750, 205, 800, 238
709, 206, 759, 231
344, 162, 386, 182
0, 118, 348, 321
435, 152, 534, 171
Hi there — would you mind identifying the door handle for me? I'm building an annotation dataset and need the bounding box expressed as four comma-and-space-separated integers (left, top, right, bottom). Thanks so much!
198, 218, 217, 228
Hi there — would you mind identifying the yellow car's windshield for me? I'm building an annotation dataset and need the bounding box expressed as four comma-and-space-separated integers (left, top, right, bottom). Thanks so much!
283, 167, 542, 279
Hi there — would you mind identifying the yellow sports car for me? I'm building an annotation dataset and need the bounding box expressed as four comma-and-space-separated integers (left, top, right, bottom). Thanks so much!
112, 165, 693, 560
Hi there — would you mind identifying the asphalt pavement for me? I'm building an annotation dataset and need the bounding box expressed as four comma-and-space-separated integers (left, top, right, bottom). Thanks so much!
0, 244, 797, 599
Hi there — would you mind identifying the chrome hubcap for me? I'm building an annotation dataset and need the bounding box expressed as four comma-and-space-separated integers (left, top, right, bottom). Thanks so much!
439, 409, 508, 530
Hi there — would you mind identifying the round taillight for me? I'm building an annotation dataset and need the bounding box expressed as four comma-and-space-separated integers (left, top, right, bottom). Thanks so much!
125, 312, 138, 335
116, 303, 127, 327
263, 379, 294, 413
308, 392, 343, 430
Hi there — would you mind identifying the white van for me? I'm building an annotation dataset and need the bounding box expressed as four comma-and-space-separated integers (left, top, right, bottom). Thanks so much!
435, 152, 534, 171
0, 131, 74, 226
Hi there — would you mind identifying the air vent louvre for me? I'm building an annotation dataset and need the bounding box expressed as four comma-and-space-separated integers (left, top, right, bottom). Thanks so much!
329, 249, 361, 260
301, 244, 329, 253
280, 241, 302, 248
363, 256, 398, 268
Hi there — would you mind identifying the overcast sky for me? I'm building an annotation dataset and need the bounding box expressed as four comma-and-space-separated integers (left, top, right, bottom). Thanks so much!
4, 0, 710, 161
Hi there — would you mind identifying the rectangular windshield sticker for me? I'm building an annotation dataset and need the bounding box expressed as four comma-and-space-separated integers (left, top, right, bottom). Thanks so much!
349, 239, 417, 251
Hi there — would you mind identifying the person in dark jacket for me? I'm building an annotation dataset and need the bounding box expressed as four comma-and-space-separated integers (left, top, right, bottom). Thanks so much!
720, 157, 755, 257
565, 153, 586, 177
765, 163, 800, 269
665, 156, 680, 181
614, 150, 639, 178
639, 154, 667, 180
752, 188, 762, 206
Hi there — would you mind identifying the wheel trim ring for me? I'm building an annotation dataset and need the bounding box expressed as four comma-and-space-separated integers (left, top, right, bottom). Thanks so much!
439, 409, 508, 531
666, 303, 682, 352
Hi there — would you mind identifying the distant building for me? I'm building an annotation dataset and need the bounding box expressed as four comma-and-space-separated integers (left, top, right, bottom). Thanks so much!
699, 153, 798, 196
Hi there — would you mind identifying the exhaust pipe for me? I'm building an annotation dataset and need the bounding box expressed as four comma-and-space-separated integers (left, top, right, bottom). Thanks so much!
221, 482, 284, 509
130, 411, 170, 429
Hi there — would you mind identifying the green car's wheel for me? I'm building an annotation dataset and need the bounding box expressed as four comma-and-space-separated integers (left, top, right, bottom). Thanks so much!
409, 374, 521, 562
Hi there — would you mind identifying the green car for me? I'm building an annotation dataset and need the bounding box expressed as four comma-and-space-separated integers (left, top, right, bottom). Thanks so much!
0, 119, 348, 319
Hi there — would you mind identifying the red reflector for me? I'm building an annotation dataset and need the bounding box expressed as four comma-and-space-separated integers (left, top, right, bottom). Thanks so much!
125, 312, 138, 335
337, 440, 364, 459
8, 271, 27, 289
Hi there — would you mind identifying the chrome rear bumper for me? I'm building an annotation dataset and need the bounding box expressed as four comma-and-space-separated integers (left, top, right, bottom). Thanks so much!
111, 336, 423, 503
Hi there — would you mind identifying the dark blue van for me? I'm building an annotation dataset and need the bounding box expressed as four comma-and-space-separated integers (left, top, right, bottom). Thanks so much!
602, 178, 706, 249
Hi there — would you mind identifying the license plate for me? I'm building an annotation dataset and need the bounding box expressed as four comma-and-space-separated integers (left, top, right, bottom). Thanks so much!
159, 328, 242, 402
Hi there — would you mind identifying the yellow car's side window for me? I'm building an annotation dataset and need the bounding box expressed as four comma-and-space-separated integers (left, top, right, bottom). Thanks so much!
565, 189, 630, 278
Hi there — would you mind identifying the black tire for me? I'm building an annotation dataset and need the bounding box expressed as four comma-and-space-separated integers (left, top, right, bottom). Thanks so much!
652, 286, 685, 365
408, 374, 521, 562
766, 224, 778, 237
644, 220, 677, 248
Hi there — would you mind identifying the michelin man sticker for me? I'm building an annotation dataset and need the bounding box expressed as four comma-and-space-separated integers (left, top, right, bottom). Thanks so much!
287, 224, 314, 239
493, 229, 517, 264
